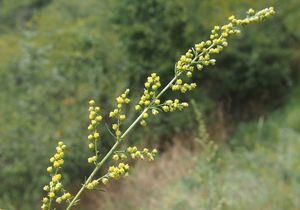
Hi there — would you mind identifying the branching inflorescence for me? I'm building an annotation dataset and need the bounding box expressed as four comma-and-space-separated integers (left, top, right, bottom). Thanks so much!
41, 7, 275, 210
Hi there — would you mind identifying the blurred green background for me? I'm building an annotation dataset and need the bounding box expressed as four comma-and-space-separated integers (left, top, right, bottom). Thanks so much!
0, 0, 299, 209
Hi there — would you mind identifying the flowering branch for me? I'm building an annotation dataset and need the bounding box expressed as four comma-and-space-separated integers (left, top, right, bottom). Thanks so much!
40, 7, 275, 210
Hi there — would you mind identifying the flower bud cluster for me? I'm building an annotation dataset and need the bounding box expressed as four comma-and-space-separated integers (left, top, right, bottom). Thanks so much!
55, 192, 71, 204
108, 163, 130, 180
162, 99, 189, 112
230, 7, 275, 26
86, 179, 100, 190
109, 89, 130, 139
87, 100, 103, 163
49, 141, 66, 169
86, 176, 110, 189
176, 7, 275, 78
135, 73, 161, 111
42, 142, 71, 209
171, 79, 197, 93
127, 146, 158, 161
112, 153, 128, 161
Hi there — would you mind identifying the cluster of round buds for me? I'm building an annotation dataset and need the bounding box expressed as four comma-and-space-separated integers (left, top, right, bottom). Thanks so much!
162, 100, 189, 112
86, 179, 100, 190
49, 141, 66, 169
176, 49, 195, 76
138, 99, 161, 127
109, 89, 130, 139
108, 163, 130, 180
192, 25, 237, 72
85, 176, 110, 190
55, 192, 71, 204
42, 142, 71, 209
171, 79, 197, 93
136, 73, 161, 111
41, 192, 71, 209
229, 7, 275, 26
87, 100, 102, 150
112, 153, 128, 161
127, 146, 158, 161
176, 7, 275, 78
87, 155, 97, 164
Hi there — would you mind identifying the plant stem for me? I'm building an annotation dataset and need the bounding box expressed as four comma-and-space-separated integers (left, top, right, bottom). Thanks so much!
65, 75, 177, 210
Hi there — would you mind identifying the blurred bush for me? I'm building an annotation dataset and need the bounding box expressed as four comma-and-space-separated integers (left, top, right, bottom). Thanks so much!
0, 0, 299, 208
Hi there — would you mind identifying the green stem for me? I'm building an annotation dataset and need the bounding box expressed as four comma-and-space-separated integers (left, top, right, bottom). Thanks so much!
65, 75, 177, 210
47, 198, 52, 210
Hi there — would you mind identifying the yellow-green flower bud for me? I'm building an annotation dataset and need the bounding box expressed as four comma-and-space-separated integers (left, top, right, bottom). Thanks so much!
88, 125, 93, 130
52, 174, 62, 182
109, 112, 115, 117
152, 109, 159, 115
88, 143, 94, 149
93, 132, 100, 139
140, 120, 147, 126
116, 97, 123, 104
112, 124, 118, 130
102, 178, 109, 185
96, 116, 102, 122
63, 192, 71, 200
43, 185, 50, 191
53, 161, 60, 168
121, 154, 127, 160
89, 100, 95, 106
42, 197, 48, 203
119, 114, 126, 121
182, 102, 189, 107
135, 105, 141, 111
112, 154, 119, 161
143, 112, 149, 119
88, 156, 96, 164
163, 106, 169, 112
49, 192, 55, 199
86, 183, 94, 190
47, 166, 53, 173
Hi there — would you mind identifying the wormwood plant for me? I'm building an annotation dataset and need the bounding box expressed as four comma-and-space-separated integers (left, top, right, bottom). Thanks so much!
41, 7, 275, 210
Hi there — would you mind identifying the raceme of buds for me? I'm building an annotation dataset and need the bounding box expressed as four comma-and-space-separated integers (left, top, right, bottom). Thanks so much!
175, 7, 275, 78
136, 73, 161, 110
41, 141, 71, 210
87, 100, 103, 164
171, 79, 197, 93
109, 89, 131, 139
127, 146, 158, 161
162, 99, 189, 112
86, 179, 100, 190
108, 163, 130, 180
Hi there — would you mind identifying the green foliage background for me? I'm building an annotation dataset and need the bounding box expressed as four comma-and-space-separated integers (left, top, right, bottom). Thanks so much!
0, 0, 299, 209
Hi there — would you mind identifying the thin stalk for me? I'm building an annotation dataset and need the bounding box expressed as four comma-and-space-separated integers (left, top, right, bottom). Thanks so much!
47, 199, 52, 210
